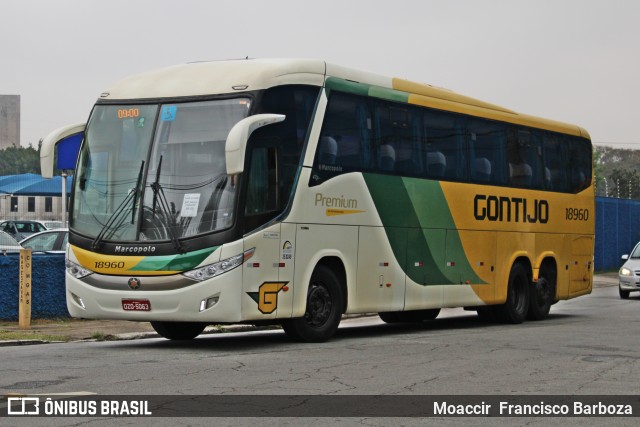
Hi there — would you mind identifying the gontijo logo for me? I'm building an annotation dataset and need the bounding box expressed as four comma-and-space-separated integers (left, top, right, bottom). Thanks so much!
247, 282, 289, 314
473, 194, 549, 224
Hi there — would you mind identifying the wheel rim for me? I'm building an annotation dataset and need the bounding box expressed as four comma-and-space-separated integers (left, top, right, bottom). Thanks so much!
305, 283, 333, 327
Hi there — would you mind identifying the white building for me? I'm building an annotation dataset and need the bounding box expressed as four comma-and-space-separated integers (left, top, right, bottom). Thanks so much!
0, 194, 65, 222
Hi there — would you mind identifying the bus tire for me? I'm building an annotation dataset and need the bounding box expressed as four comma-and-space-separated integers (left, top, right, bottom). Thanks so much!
527, 264, 556, 320
150, 321, 207, 340
282, 265, 343, 342
496, 263, 530, 324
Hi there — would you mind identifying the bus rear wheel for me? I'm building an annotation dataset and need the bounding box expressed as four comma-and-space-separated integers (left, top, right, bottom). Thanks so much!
527, 264, 556, 320
282, 265, 343, 342
496, 263, 530, 324
151, 321, 207, 340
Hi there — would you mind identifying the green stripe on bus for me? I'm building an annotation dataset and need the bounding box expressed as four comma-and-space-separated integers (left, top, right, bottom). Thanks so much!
363, 173, 484, 286
325, 77, 409, 104
129, 247, 218, 272
368, 86, 409, 103
325, 77, 371, 97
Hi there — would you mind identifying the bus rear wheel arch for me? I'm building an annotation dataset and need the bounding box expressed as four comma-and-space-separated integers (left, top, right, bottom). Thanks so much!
281, 263, 345, 342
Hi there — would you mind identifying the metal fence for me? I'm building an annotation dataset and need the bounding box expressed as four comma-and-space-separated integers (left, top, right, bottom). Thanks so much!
595, 176, 640, 200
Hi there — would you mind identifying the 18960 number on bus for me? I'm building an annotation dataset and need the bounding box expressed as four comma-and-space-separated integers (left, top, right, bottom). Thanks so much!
566, 208, 589, 221
95, 261, 126, 269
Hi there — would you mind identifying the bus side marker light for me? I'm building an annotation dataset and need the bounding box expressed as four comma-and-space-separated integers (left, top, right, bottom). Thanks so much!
283, 286, 289, 292
386, 283, 392, 288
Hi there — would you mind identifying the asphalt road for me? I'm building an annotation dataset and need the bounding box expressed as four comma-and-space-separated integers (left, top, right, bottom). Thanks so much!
1, 282, 639, 426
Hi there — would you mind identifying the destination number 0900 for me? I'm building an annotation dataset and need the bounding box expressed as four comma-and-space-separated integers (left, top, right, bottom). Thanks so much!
566, 208, 589, 221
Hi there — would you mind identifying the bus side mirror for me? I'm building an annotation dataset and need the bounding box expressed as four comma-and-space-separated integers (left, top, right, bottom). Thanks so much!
225, 114, 285, 175
621, 254, 629, 261
40, 123, 86, 178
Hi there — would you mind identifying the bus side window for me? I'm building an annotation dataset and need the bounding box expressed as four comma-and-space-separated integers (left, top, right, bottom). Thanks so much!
374, 102, 422, 177
569, 137, 592, 192
259, 85, 320, 200
424, 110, 467, 181
468, 118, 508, 185
312, 92, 372, 185
506, 127, 544, 189
542, 132, 569, 192
245, 147, 278, 216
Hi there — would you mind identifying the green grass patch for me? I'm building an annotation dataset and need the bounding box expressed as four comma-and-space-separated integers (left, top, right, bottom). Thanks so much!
90, 331, 118, 341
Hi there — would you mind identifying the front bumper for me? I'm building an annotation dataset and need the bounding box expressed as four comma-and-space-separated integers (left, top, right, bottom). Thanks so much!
66, 266, 244, 323
619, 275, 640, 292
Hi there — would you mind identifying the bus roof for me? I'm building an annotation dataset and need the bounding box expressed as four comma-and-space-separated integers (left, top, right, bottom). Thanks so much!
99, 58, 589, 139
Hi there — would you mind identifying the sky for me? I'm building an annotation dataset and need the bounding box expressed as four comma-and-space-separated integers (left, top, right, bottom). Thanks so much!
1, 0, 639, 149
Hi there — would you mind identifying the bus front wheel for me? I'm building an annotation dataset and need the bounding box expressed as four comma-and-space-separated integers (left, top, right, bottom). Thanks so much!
282, 265, 344, 342
496, 263, 530, 324
151, 321, 207, 340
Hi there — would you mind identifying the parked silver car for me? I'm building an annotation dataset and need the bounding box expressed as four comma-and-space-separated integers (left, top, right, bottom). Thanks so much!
619, 241, 640, 299
0, 230, 23, 254
0, 220, 48, 240
19, 228, 69, 254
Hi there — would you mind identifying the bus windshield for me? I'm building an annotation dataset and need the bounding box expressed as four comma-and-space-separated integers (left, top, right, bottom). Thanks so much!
72, 98, 251, 243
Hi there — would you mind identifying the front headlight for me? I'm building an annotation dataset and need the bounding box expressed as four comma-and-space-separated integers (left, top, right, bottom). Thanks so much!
620, 267, 632, 277
66, 259, 94, 279
182, 247, 255, 282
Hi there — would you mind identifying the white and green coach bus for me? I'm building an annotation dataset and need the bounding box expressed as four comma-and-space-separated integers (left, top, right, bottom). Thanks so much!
41, 58, 594, 342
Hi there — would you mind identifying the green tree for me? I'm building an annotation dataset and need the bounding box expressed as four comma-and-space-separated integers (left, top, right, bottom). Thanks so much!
0, 145, 41, 175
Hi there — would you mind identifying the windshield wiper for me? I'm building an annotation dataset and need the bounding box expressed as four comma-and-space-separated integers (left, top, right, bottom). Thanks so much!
130, 160, 145, 224
91, 160, 145, 250
150, 155, 185, 253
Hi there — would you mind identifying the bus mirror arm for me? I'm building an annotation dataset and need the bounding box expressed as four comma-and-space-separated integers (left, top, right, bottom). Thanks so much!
225, 114, 286, 175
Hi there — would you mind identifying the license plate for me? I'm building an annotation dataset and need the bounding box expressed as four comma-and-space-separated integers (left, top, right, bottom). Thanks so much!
122, 299, 151, 311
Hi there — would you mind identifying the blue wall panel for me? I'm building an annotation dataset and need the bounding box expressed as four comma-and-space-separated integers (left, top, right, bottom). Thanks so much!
0, 254, 67, 320
595, 197, 640, 271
